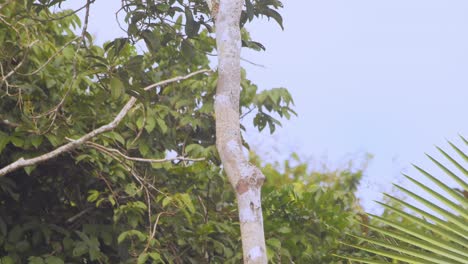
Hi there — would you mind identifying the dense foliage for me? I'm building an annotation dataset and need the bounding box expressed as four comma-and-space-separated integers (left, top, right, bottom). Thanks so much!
256, 153, 367, 263
0, 1, 366, 263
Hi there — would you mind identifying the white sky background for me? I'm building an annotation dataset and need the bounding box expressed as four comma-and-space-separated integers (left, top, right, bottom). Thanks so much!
61, 1, 468, 213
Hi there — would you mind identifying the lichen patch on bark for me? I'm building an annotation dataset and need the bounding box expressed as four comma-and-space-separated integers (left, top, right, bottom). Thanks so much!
248, 246, 263, 260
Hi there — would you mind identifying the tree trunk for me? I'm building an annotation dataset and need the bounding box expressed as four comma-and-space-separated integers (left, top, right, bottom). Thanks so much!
214, 0, 268, 263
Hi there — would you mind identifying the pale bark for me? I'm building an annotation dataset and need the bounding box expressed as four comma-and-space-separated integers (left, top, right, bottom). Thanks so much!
214, 0, 268, 263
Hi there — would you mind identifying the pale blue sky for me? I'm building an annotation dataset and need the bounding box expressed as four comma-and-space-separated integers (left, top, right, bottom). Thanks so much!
62, 1, 468, 212
242, 1, 468, 211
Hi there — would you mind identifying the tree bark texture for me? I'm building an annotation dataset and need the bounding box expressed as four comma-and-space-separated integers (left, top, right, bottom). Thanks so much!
214, 0, 268, 263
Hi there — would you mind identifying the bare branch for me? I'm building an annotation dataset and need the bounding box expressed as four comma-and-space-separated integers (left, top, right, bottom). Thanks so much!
0, 0, 13, 11
20, 1, 93, 22
144, 211, 167, 252
17, 37, 80, 77
0, 119, 20, 128
66, 207, 93, 223
241, 57, 266, 68
0, 69, 211, 177
83, 140, 205, 163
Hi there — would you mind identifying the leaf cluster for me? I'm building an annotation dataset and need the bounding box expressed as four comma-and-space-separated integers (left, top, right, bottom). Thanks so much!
0, 1, 365, 263
0, 1, 295, 263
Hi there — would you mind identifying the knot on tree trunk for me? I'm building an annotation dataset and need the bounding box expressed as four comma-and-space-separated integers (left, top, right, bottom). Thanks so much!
235, 165, 265, 195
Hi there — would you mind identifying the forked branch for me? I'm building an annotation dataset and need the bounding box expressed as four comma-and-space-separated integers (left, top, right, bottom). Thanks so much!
0, 69, 211, 177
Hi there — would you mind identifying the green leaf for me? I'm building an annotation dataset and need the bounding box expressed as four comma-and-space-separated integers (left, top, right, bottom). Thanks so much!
8, 225, 23, 243
413, 163, 468, 208
145, 116, 156, 133
156, 118, 168, 134
184, 7, 199, 38
44, 256, 64, 264
0, 217, 6, 237
141, 30, 160, 52
45, 134, 61, 147
10, 137, 24, 148
375, 201, 468, 252
110, 77, 124, 100
24, 165, 36, 175
245, 0, 254, 21
62, 237, 74, 251
266, 238, 281, 250
156, 4, 170, 12
162, 196, 172, 208
30, 135, 43, 148
117, 230, 146, 244
262, 8, 284, 30
277, 226, 291, 234
0, 132, 9, 153
148, 252, 162, 261
72, 242, 88, 257
125, 183, 139, 197
87, 190, 100, 202
15, 240, 30, 252
139, 143, 150, 156
136, 116, 145, 130
243, 40, 266, 51
426, 153, 468, 192
383, 193, 466, 238
333, 254, 392, 264
438, 144, 468, 178
1, 256, 15, 264
87, 237, 101, 260
342, 242, 437, 264
181, 39, 194, 59
179, 193, 195, 213
137, 253, 148, 264
108, 195, 116, 206
28, 257, 44, 264
350, 231, 466, 263
106, 131, 126, 145
395, 182, 466, 231
449, 139, 468, 164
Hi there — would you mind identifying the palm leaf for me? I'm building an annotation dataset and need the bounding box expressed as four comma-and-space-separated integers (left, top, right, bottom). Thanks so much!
341, 136, 468, 263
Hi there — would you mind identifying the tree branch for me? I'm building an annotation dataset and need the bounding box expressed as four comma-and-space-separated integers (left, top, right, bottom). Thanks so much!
82, 140, 205, 163
0, 69, 211, 177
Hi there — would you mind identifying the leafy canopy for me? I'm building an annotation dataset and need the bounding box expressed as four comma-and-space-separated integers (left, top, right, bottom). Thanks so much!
0, 0, 298, 263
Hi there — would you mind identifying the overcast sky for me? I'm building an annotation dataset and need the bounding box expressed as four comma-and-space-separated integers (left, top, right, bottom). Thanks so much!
61, 1, 468, 212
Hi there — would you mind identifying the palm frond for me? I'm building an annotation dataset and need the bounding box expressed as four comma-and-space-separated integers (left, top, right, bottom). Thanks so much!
341, 135, 468, 263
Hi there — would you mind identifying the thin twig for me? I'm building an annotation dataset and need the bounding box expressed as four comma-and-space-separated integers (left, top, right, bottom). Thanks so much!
18, 37, 80, 77
97, 172, 120, 206
241, 57, 266, 68
0, 119, 20, 128
23, 1, 92, 22
143, 211, 169, 253
240, 106, 256, 119
0, 69, 211, 177
32, 0, 92, 119
130, 105, 146, 145
0, 0, 12, 11
66, 207, 93, 223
